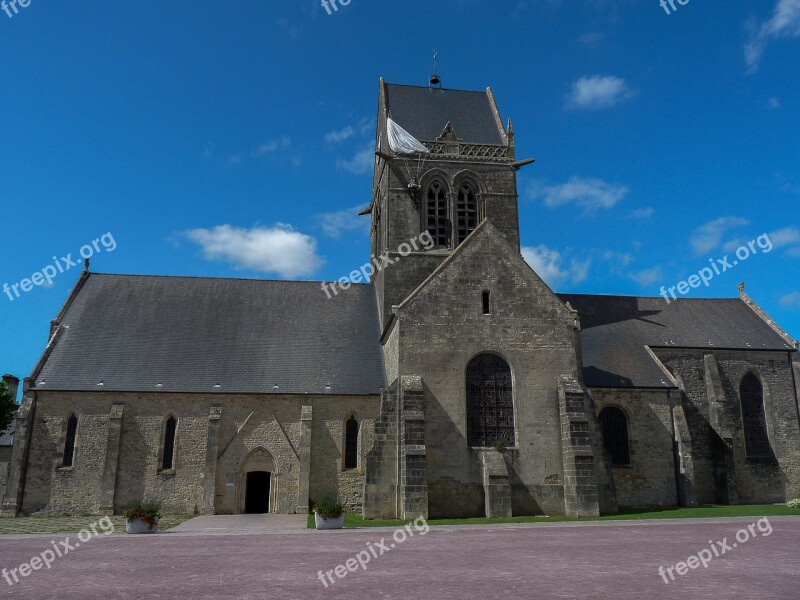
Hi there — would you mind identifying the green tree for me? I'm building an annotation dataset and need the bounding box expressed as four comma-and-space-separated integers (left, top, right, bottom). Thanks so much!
0, 380, 16, 434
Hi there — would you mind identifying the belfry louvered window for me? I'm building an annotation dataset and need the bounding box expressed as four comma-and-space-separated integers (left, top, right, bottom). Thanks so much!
455, 183, 478, 245
739, 373, 772, 460
599, 407, 630, 466
426, 181, 449, 246
467, 354, 515, 447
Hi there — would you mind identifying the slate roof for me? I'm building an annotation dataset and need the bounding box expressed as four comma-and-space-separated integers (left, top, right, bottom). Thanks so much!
34, 274, 386, 396
559, 294, 796, 388
0, 419, 13, 447
31, 274, 795, 395
385, 83, 505, 145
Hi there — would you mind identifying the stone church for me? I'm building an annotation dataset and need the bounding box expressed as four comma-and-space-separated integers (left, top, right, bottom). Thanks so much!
2, 78, 799, 520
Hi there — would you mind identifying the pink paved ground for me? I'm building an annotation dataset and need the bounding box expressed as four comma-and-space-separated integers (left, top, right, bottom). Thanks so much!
1, 517, 798, 599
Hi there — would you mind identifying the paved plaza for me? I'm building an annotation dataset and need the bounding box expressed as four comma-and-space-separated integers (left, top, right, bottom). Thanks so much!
1, 516, 797, 599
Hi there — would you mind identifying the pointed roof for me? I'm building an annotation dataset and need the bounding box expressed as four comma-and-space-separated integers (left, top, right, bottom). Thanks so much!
560, 294, 796, 388
384, 83, 506, 145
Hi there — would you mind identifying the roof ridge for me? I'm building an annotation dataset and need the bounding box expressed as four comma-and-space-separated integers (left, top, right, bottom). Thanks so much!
558, 292, 739, 301
384, 82, 489, 95
88, 272, 374, 286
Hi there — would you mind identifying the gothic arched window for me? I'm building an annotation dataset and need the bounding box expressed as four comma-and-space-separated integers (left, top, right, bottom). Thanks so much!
455, 182, 478, 245
466, 354, 514, 447
426, 181, 449, 247
599, 407, 630, 466
344, 416, 359, 469
63, 415, 78, 467
740, 373, 771, 460
162, 416, 177, 470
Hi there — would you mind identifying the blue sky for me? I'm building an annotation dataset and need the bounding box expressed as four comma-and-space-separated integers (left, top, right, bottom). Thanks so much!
1, 0, 799, 398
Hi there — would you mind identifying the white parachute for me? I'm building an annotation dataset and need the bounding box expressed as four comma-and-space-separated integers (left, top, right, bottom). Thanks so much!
386, 118, 429, 195
387, 118, 430, 155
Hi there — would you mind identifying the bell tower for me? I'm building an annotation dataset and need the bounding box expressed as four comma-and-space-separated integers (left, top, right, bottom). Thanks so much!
367, 77, 534, 328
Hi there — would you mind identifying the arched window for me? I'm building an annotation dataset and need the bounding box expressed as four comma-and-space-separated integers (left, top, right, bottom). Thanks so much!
740, 373, 771, 460
426, 181, 449, 247
162, 416, 177, 470
599, 407, 630, 466
455, 182, 478, 245
63, 415, 78, 467
466, 354, 514, 447
344, 416, 359, 469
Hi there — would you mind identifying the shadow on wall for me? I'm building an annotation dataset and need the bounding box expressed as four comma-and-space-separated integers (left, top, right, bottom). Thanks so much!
423, 382, 543, 519
114, 417, 149, 513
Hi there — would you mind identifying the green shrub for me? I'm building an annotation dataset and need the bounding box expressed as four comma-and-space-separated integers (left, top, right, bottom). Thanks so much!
314, 494, 344, 519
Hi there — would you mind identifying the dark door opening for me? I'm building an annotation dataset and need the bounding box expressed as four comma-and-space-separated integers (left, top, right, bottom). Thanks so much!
245, 471, 271, 514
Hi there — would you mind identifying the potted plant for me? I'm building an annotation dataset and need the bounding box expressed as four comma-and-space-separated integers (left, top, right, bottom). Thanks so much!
313, 494, 345, 530
124, 502, 162, 534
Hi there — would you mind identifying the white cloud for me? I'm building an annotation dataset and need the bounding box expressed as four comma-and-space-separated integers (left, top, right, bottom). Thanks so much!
690, 217, 749, 255
337, 143, 375, 175
722, 226, 800, 254
603, 250, 634, 268
325, 126, 355, 144
780, 291, 800, 307
787, 247, 800, 258
315, 206, 370, 239
629, 207, 655, 219
630, 267, 662, 287
578, 32, 605, 46
529, 176, 629, 213
253, 137, 291, 157
277, 17, 300, 39
766, 97, 781, 109
184, 224, 323, 278
564, 75, 635, 110
521, 245, 590, 288
745, 0, 800, 73
768, 226, 800, 248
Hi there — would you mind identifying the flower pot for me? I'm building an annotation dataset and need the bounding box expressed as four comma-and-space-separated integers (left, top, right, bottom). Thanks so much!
125, 517, 159, 534
314, 513, 344, 530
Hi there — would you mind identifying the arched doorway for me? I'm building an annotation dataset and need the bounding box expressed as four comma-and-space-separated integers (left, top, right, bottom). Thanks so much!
245, 472, 271, 514
237, 447, 278, 514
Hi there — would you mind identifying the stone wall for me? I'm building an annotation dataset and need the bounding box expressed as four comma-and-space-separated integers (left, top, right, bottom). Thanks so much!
654, 349, 800, 504
15, 391, 379, 516
591, 388, 678, 507
388, 222, 605, 517
0, 461, 8, 506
